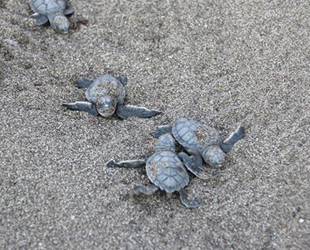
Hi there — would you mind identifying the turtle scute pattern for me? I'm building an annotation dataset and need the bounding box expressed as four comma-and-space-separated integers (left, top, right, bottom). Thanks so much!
172, 118, 198, 149
173, 118, 221, 149
146, 151, 189, 193
31, 0, 66, 14
86, 77, 125, 104
195, 124, 221, 146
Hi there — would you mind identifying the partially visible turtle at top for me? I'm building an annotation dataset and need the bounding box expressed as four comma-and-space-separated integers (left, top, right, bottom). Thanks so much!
106, 134, 217, 208
29, 0, 74, 34
152, 118, 245, 169
63, 75, 161, 119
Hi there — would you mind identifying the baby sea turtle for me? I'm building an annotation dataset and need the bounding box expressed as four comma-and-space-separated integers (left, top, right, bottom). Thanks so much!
29, 0, 74, 34
106, 134, 216, 208
152, 118, 244, 169
63, 75, 161, 119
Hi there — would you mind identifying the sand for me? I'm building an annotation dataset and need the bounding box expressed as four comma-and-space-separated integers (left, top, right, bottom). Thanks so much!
1, 0, 309, 249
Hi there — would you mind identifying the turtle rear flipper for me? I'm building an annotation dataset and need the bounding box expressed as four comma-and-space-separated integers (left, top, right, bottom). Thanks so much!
132, 184, 159, 196
30, 13, 48, 25
62, 101, 98, 116
64, 5, 75, 15
178, 188, 200, 208
75, 77, 94, 88
116, 105, 161, 119
221, 125, 245, 153
119, 76, 128, 86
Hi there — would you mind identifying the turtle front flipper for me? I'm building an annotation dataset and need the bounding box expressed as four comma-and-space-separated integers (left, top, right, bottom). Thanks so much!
132, 184, 159, 196
178, 152, 219, 180
178, 188, 200, 208
116, 105, 161, 119
105, 159, 147, 169
30, 13, 48, 25
151, 125, 172, 138
64, 6, 75, 16
62, 101, 99, 116
220, 125, 245, 153
75, 77, 94, 88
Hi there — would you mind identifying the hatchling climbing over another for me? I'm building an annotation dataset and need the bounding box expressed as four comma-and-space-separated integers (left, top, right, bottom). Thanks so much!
29, 0, 74, 34
152, 118, 245, 169
63, 75, 161, 119
106, 134, 217, 208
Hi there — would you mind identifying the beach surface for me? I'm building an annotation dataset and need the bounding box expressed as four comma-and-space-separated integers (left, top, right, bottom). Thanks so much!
1, 0, 309, 249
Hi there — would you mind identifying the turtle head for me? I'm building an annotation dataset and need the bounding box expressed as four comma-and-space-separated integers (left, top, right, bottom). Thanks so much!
96, 96, 117, 117
51, 15, 70, 34
156, 134, 175, 152
202, 145, 225, 168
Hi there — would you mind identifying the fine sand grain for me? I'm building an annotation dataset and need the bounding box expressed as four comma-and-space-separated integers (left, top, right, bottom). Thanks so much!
1, 0, 310, 249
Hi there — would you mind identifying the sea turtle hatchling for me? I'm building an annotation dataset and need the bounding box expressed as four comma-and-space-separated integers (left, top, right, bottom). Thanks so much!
29, 0, 74, 34
152, 118, 245, 169
106, 134, 217, 208
63, 75, 161, 119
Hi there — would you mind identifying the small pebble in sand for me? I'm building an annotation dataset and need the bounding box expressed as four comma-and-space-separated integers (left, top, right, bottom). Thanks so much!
299, 218, 305, 224
4, 39, 17, 46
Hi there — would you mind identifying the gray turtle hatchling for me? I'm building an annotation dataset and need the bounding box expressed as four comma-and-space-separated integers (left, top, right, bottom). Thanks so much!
106, 134, 216, 208
63, 75, 161, 119
152, 118, 245, 170
29, 0, 74, 34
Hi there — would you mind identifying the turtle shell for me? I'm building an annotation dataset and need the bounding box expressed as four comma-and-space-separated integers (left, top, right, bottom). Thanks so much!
30, 0, 66, 15
86, 75, 126, 105
172, 118, 222, 155
146, 151, 189, 193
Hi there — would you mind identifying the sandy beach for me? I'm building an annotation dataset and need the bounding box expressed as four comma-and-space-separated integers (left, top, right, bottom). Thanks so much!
1, 0, 309, 249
